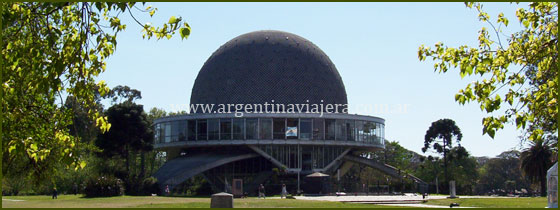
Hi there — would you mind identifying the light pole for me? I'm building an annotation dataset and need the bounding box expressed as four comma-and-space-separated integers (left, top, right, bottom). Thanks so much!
435, 176, 439, 194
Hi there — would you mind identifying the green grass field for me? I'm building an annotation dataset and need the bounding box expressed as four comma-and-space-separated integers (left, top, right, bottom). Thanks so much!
2, 195, 548, 208
1, 195, 398, 208
424, 197, 548, 208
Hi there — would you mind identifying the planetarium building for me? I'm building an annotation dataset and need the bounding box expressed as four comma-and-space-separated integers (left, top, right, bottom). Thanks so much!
153, 30, 423, 195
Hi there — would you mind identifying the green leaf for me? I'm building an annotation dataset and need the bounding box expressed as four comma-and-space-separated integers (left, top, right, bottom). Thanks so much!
117, 3, 127, 12
80, 161, 87, 169
30, 143, 38, 151
486, 127, 496, 139
8, 145, 17, 153
505, 92, 514, 105
110, 17, 120, 28
168, 16, 180, 24
179, 27, 191, 40
465, 65, 473, 75
522, 20, 529, 28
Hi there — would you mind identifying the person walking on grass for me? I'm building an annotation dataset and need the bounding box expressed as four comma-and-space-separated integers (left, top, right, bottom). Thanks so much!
281, 184, 288, 199
258, 184, 266, 199
165, 185, 170, 196
52, 187, 58, 199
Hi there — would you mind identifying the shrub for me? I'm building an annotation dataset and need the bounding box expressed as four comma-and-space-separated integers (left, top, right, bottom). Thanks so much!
84, 175, 124, 197
141, 177, 160, 195
122, 176, 160, 196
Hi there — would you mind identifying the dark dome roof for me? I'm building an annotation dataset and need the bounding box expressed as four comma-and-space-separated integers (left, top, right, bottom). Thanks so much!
190, 30, 347, 113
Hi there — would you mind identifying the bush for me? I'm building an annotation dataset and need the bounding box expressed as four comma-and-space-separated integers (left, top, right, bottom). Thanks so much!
122, 176, 160, 196
84, 175, 124, 197
174, 175, 212, 196
141, 177, 160, 195
2, 177, 28, 196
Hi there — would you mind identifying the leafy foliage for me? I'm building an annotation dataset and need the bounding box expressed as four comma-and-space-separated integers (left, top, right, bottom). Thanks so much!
96, 102, 153, 158
171, 175, 213, 196
141, 177, 160, 195
418, 2, 558, 141
95, 90, 160, 195
104, 85, 142, 104
423, 118, 463, 187
370, 140, 423, 174
423, 119, 463, 155
475, 150, 531, 195
148, 107, 168, 121
2, 2, 190, 183
341, 140, 425, 193
84, 175, 125, 197
446, 147, 479, 195
416, 146, 478, 195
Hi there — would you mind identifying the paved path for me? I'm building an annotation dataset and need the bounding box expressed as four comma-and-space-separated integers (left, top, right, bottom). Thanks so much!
294, 195, 512, 208
379, 203, 475, 208
294, 195, 447, 202
2, 199, 25, 202
295, 195, 513, 202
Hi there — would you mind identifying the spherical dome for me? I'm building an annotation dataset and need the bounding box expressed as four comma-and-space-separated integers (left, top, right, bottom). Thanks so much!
190, 30, 347, 113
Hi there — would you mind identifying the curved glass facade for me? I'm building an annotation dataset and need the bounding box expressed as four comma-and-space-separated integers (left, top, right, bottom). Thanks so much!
154, 116, 385, 146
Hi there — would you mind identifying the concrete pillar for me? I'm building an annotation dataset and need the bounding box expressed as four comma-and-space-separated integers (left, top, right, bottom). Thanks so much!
448, 181, 457, 198
210, 192, 233, 208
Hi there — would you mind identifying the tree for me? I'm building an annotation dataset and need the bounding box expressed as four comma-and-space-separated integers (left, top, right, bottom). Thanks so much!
520, 139, 554, 196
370, 140, 423, 173
476, 150, 531, 195
362, 140, 425, 193
96, 102, 154, 174
2, 2, 190, 183
446, 146, 479, 195
418, 2, 557, 142
65, 95, 101, 144
95, 101, 155, 195
148, 107, 168, 121
416, 155, 442, 193
145, 107, 168, 176
423, 119, 463, 189
105, 85, 142, 104
416, 146, 478, 195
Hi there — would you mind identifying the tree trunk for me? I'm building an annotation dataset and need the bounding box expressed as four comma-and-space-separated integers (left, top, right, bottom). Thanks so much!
125, 145, 130, 179
443, 146, 448, 194
131, 152, 137, 178
149, 152, 156, 176
140, 151, 146, 179
540, 175, 547, 197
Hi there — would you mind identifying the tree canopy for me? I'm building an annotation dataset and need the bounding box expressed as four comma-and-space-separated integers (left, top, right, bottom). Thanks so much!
2, 2, 190, 182
423, 119, 463, 155
418, 2, 558, 141
475, 150, 531, 195
105, 85, 142, 104
96, 102, 154, 158
423, 118, 463, 186
416, 146, 478, 195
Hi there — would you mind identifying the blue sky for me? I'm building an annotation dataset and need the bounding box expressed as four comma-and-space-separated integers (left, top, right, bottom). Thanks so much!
98, 2, 529, 157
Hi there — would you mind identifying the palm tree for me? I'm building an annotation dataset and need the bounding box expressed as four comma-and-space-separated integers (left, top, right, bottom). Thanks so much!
520, 140, 553, 197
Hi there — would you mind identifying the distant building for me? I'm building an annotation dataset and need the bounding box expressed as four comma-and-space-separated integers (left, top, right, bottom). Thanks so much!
153, 30, 424, 195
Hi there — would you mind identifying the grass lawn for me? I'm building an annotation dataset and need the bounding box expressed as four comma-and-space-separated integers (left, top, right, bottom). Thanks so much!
3, 195, 548, 208
425, 197, 548, 208
1, 195, 399, 208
